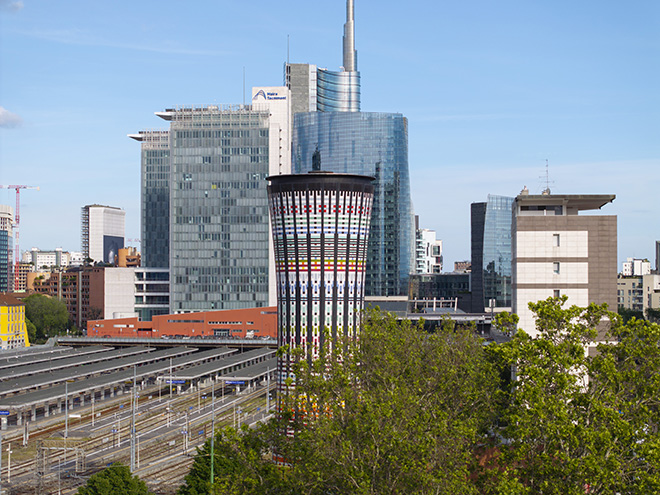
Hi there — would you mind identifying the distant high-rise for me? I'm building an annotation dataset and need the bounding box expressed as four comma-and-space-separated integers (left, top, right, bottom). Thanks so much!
81, 205, 125, 264
471, 195, 514, 312
268, 171, 374, 391
0, 205, 14, 292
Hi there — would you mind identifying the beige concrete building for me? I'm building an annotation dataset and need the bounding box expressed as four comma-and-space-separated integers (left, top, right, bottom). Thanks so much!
618, 273, 660, 315
512, 193, 617, 336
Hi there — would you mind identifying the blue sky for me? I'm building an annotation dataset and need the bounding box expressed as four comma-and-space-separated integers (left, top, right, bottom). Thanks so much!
0, 0, 658, 269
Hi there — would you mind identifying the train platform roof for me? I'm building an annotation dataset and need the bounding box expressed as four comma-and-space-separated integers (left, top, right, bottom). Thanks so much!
0, 346, 152, 381
221, 357, 277, 382
0, 347, 238, 411
163, 347, 276, 381
0, 346, 111, 372
0, 347, 196, 396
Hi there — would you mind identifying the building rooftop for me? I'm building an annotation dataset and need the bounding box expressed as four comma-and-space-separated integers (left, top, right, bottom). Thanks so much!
0, 294, 24, 307
515, 194, 615, 211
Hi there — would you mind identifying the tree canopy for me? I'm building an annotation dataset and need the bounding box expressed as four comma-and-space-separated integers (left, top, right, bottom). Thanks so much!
488, 297, 660, 494
77, 463, 151, 495
181, 303, 660, 494
24, 293, 70, 342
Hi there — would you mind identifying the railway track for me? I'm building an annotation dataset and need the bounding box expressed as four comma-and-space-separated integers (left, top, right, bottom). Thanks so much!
0, 382, 276, 494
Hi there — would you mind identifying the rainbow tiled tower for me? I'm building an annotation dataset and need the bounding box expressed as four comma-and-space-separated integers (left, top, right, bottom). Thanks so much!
267, 171, 374, 396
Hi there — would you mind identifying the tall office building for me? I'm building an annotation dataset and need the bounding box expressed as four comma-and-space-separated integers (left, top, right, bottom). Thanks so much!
512, 192, 617, 336
81, 205, 125, 264
471, 195, 514, 312
132, 87, 291, 314
293, 112, 413, 296
288, 1, 413, 296
0, 205, 14, 292
129, 130, 170, 269
268, 171, 374, 389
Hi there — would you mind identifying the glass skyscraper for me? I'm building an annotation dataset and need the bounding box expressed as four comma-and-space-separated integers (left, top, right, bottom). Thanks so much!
293, 112, 413, 296
137, 130, 170, 269
165, 105, 272, 313
471, 195, 514, 312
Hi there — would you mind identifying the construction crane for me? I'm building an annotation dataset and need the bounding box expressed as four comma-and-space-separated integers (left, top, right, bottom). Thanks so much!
0, 185, 39, 290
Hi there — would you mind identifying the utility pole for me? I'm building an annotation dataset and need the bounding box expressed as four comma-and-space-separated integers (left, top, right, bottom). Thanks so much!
211, 378, 215, 485
267, 368, 271, 411
131, 365, 136, 472
64, 381, 68, 439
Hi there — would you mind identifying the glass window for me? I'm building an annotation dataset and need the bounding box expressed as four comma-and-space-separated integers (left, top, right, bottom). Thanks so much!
553, 262, 560, 274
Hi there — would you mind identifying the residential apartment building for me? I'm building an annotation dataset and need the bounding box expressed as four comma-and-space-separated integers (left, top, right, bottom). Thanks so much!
22, 247, 83, 271
0, 294, 29, 349
32, 266, 136, 329
621, 257, 651, 277
414, 217, 442, 274
617, 273, 660, 315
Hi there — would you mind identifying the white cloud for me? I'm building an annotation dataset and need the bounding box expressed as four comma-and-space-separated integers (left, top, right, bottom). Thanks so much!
13, 28, 228, 56
0, 107, 23, 128
0, 0, 23, 12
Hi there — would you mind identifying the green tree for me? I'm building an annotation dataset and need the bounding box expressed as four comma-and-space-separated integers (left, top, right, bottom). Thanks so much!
618, 305, 644, 323
24, 294, 70, 342
488, 297, 660, 494
77, 463, 151, 495
277, 309, 497, 494
646, 307, 660, 323
182, 310, 496, 494
25, 317, 37, 344
179, 425, 288, 495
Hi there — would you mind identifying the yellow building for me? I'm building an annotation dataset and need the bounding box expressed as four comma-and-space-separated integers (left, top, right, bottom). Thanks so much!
0, 294, 30, 349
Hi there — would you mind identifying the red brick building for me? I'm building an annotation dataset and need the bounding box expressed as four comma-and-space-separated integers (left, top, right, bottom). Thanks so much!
87, 306, 277, 340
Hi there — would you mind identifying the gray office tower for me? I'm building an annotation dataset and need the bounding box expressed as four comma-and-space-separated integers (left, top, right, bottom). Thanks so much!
132, 97, 292, 314
160, 105, 272, 313
471, 195, 514, 313
133, 130, 170, 269
287, 0, 414, 296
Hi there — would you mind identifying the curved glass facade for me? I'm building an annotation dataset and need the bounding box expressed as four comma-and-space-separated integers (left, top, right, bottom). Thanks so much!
471, 195, 514, 311
293, 112, 413, 296
316, 69, 360, 112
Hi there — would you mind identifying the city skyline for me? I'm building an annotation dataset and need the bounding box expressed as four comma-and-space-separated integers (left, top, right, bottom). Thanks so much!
0, 0, 658, 268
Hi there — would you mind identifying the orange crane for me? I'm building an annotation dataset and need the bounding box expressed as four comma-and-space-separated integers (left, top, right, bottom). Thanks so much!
0, 185, 39, 290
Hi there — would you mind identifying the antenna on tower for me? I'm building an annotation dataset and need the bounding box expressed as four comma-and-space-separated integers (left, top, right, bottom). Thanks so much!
540, 159, 554, 195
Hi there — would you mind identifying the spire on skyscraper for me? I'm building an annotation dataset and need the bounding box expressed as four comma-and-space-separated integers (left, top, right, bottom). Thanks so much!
343, 0, 357, 72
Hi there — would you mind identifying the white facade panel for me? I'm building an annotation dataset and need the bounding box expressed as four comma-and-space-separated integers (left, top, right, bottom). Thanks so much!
516, 231, 588, 258
104, 267, 136, 319
516, 262, 589, 285
516, 288, 589, 336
